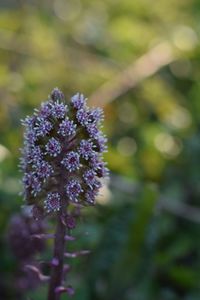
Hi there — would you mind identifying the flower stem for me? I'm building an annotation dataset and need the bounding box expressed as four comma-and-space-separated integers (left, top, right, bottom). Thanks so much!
48, 212, 66, 300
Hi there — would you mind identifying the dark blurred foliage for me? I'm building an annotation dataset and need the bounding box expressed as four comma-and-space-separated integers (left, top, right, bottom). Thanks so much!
0, 0, 200, 299
8, 213, 46, 260
6, 213, 46, 299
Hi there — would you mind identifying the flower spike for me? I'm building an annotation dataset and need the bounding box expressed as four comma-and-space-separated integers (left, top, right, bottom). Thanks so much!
19, 88, 109, 300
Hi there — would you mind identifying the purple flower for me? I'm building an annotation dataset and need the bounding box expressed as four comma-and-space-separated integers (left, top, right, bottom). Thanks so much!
19, 88, 109, 300
37, 101, 52, 118
36, 119, 53, 137
66, 179, 83, 202
22, 172, 42, 196
20, 88, 109, 211
71, 93, 86, 110
19, 156, 26, 172
26, 145, 43, 164
78, 140, 94, 160
51, 101, 67, 119
45, 138, 61, 157
31, 178, 42, 196
89, 152, 99, 167
85, 177, 102, 204
22, 172, 34, 188
85, 189, 98, 204
24, 129, 37, 145
51, 87, 65, 101
76, 109, 89, 126
89, 154, 109, 177
33, 160, 53, 180
94, 133, 108, 152
61, 151, 80, 172
86, 123, 99, 139
83, 169, 97, 189
87, 107, 104, 125
96, 161, 109, 178
21, 116, 36, 128
44, 192, 61, 213
58, 119, 76, 137
22, 172, 41, 196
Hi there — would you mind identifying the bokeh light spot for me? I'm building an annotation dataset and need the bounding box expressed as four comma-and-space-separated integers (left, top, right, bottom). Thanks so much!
165, 107, 192, 129
117, 137, 137, 156
96, 184, 111, 205
154, 133, 182, 158
173, 26, 198, 51
0, 144, 10, 162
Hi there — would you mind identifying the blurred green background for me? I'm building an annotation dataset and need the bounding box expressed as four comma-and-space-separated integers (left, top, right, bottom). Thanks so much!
1, 0, 200, 299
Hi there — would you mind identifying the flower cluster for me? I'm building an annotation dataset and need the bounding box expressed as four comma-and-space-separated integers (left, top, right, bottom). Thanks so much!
20, 88, 109, 215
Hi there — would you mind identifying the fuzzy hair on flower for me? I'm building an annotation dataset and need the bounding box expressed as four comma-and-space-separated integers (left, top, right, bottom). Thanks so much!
20, 88, 109, 216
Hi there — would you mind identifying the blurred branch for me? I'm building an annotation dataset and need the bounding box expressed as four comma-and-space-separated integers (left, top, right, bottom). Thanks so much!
89, 42, 177, 107
158, 198, 200, 224
110, 174, 200, 224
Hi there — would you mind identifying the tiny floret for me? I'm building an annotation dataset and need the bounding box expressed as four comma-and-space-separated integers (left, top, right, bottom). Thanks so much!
38, 101, 52, 118
71, 93, 86, 110
33, 160, 54, 180
45, 138, 61, 157
87, 107, 104, 125
26, 145, 43, 164
94, 133, 108, 153
36, 119, 53, 137
44, 192, 61, 213
51, 87, 65, 102
50, 101, 67, 119
61, 151, 80, 172
85, 189, 97, 204
78, 140, 94, 160
66, 179, 83, 202
31, 176, 42, 196
24, 129, 37, 145
90, 157, 109, 178
86, 123, 99, 139
76, 109, 89, 126
22, 172, 42, 197
83, 169, 97, 189
21, 116, 36, 128
58, 119, 76, 137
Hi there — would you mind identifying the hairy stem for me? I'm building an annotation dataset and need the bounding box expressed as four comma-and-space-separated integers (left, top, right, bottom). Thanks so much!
48, 212, 66, 300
